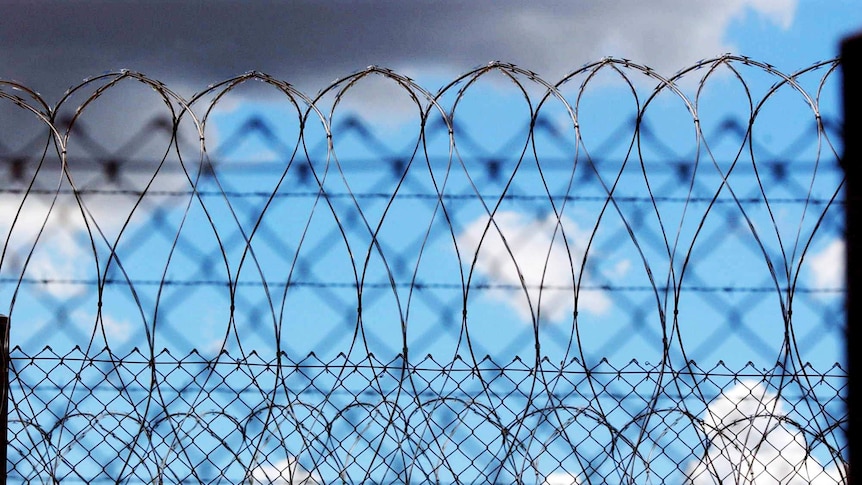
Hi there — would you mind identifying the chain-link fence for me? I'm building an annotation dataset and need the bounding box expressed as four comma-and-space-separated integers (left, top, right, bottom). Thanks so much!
0, 56, 848, 483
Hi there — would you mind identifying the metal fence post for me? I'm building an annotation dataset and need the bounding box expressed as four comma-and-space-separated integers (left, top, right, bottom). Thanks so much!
1, 314, 9, 485
842, 33, 862, 485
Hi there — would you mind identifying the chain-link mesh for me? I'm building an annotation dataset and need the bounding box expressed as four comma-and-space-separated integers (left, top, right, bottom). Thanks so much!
7, 349, 847, 484
0, 56, 847, 483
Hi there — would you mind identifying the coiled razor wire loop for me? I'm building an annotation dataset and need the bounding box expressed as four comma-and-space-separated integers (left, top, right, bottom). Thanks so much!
0, 56, 847, 483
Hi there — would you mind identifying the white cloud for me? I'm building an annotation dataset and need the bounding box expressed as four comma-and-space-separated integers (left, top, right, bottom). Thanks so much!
1, 189, 146, 300
544, 470, 581, 485
1, 194, 91, 298
71, 310, 133, 344
99, 313, 133, 343
23, 231, 88, 298
497, 1, 798, 81
609, 259, 632, 279
809, 239, 844, 297
0, 139, 191, 302
204, 337, 227, 356
249, 457, 319, 485
686, 380, 846, 484
457, 211, 612, 323
736, 0, 797, 29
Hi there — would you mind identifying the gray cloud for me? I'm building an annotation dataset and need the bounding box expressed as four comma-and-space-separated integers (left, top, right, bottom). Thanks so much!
2, 0, 796, 100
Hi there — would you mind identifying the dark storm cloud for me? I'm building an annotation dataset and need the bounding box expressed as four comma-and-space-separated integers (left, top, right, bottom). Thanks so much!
1, 0, 795, 101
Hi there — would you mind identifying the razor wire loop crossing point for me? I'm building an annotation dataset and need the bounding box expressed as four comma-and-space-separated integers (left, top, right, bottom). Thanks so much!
0, 56, 850, 483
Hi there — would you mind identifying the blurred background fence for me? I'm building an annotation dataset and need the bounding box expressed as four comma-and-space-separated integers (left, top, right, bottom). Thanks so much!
0, 57, 848, 483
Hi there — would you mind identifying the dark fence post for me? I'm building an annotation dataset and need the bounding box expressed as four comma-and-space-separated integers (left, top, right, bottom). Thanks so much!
842, 33, 862, 485
1, 314, 8, 485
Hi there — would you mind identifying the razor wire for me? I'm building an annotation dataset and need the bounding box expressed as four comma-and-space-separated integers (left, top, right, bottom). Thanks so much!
0, 56, 848, 483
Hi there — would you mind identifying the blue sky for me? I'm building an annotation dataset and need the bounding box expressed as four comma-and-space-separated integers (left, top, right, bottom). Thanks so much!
727, 0, 859, 68
0, 4, 858, 482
